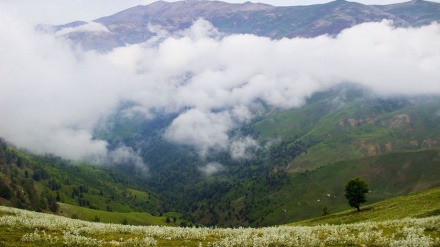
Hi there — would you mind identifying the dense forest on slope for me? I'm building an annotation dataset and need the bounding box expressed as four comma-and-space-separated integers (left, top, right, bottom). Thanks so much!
0, 138, 177, 224
1, 86, 440, 227
90, 85, 440, 226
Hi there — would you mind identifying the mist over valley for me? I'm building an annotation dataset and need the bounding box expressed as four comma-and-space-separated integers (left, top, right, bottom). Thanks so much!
0, 0, 440, 229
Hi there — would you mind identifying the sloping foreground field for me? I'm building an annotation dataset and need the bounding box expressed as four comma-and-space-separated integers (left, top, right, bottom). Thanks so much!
57, 203, 175, 226
294, 186, 440, 227
1, 188, 440, 247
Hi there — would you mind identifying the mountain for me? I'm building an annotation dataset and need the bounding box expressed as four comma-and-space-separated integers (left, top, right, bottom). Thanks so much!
92, 85, 440, 226
1, 86, 440, 227
54, 0, 440, 51
197, 86, 440, 225
252, 87, 440, 172
2, 0, 439, 228
376, 0, 440, 26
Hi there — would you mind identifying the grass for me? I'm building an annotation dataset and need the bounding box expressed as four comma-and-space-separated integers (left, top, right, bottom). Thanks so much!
58, 203, 177, 226
251, 91, 440, 173
261, 148, 440, 225
0, 187, 439, 246
293, 186, 440, 226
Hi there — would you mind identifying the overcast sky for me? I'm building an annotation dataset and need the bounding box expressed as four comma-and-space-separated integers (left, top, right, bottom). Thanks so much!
3, 0, 440, 24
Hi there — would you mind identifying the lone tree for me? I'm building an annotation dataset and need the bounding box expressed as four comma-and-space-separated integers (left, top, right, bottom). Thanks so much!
344, 177, 369, 212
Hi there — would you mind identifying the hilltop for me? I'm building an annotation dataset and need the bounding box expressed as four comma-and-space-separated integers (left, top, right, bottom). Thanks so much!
53, 0, 440, 50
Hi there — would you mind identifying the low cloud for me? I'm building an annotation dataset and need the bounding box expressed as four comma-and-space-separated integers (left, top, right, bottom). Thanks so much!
106, 146, 149, 176
230, 137, 260, 160
199, 162, 225, 176
164, 109, 234, 156
55, 22, 111, 36
0, 5, 131, 161
1, 2, 440, 165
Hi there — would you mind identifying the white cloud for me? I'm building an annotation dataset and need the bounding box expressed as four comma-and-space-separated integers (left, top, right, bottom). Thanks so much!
0, 5, 132, 161
1, 3, 440, 164
164, 108, 234, 156
230, 137, 260, 160
106, 146, 149, 175
199, 162, 225, 176
55, 22, 111, 36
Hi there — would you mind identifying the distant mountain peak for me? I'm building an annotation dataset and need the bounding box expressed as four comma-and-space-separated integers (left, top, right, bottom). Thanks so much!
408, 0, 424, 3
55, 0, 440, 51
395, 0, 429, 5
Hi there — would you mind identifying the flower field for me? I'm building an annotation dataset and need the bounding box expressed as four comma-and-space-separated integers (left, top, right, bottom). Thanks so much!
0, 206, 439, 246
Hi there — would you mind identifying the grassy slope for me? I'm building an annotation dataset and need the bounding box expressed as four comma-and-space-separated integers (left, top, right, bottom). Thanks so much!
259, 148, 440, 225
0, 145, 174, 225
252, 92, 440, 172
0, 187, 439, 246
58, 203, 182, 226
292, 101, 440, 171
293, 185, 440, 226
240, 89, 440, 226
41, 163, 159, 213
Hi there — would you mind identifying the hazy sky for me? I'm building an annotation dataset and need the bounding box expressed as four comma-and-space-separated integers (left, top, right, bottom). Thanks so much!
4, 0, 440, 24
1, 0, 440, 165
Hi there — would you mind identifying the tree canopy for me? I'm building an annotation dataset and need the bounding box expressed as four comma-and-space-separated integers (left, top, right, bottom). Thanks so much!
344, 177, 369, 212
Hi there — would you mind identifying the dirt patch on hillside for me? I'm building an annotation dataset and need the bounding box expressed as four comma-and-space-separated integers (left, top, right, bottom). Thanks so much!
422, 138, 438, 149
347, 118, 358, 128
389, 114, 410, 128
410, 140, 419, 147
357, 141, 381, 156
385, 141, 393, 152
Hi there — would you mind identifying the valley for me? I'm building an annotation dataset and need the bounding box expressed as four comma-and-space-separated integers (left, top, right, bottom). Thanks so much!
1, 85, 440, 227
1, 0, 440, 245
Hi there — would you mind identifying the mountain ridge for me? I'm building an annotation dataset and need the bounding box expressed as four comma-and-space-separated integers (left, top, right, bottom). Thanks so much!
54, 0, 440, 51
3, 0, 439, 228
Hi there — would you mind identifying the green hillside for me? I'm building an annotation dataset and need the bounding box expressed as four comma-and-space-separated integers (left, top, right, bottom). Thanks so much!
204, 87, 440, 226
252, 87, 440, 172
2, 86, 440, 228
58, 203, 183, 226
0, 139, 191, 226
0, 186, 439, 246
234, 148, 440, 226
294, 185, 440, 226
